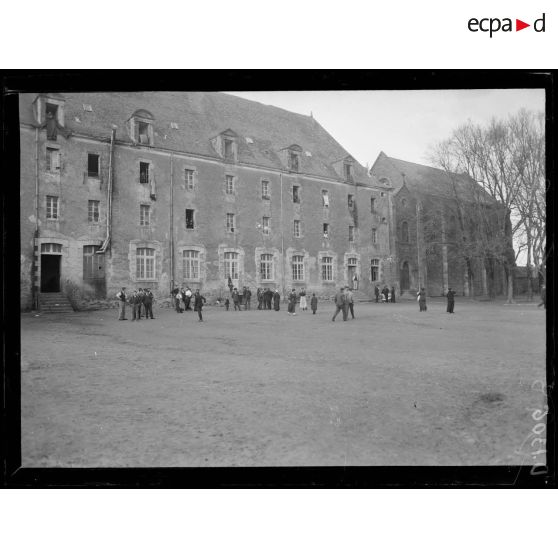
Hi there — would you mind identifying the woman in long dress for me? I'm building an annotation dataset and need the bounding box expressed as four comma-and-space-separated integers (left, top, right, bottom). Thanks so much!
418, 288, 427, 312
299, 289, 308, 311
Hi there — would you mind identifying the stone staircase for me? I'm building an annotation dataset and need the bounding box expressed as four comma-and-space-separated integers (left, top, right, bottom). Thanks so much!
40, 292, 75, 313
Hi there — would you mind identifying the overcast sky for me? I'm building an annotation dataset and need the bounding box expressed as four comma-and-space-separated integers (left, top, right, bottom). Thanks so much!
228, 90, 545, 169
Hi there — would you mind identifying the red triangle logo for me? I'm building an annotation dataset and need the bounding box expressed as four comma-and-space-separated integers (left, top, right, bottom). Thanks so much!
516, 19, 530, 31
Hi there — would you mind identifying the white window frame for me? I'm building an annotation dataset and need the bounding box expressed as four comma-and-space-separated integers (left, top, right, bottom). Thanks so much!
371, 258, 380, 282
136, 247, 156, 280
140, 204, 151, 227
46, 195, 59, 220
293, 220, 301, 238
88, 200, 100, 223
292, 255, 304, 281
262, 216, 270, 236
321, 256, 333, 281
46, 147, 60, 172
261, 179, 270, 199
260, 253, 274, 281
371, 228, 377, 243
224, 251, 239, 280
322, 190, 329, 208
184, 168, 195, 190
226, 213, 235, 233
225, 174, 235, 195
182, 249, 200, 281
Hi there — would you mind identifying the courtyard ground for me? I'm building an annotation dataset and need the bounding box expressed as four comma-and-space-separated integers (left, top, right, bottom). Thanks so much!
20, 298, 546, 467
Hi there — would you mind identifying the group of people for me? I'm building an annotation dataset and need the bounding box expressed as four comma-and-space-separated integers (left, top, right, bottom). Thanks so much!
171, 285, 193, 313
374, 284, 397, 303
416, 287, 456, 313
331, 287, 356, 322
116, 287, 155, 321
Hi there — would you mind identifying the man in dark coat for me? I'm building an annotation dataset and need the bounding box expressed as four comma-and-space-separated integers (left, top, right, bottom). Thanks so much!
193, 289, 207, 322
382, 286, 389, 303
117, 287, 128, 320
446, 287, 455, 313
257, 288, 263, 310
144, 288, 155, 319
265, 288, 273, 310
232, 288, 241, 311
418, 288, 427, 312
273, 289, 281, 311
332, 287, 347, 322
390, 286, 396, 303
131, 290, 142, 321
287, 289, 297, 315
310, 293, 318, 315
374, 285, 380, 303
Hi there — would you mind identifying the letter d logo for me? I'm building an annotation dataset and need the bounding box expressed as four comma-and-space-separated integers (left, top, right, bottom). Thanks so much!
534, 13, 545, 32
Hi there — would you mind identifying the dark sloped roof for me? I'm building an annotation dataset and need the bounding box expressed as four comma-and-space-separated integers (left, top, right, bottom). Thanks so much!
20, 91, 376, 186
379, 154, 496, 204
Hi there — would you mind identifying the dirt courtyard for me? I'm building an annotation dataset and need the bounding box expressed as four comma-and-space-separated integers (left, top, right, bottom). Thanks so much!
20, 298, 546, 467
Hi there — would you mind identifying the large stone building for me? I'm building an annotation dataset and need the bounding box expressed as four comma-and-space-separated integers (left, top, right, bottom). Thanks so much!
370, 152, 509, 297
20, 92, 398, 310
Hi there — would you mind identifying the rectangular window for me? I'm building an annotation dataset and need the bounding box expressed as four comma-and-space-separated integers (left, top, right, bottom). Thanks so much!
46, 147, 60, 172
185, 169, 194, 190
289, 151, 300, 172
260, 253, 273, 280
46, 195, 59, 219
262, 216, 270, 235
348, 194, 354, 208
292, 255, 304, 281
261, 180, 270, 199
226, 213, 235, 233
321, 256, 333, 281
223, 139, 234, 159
88, 200, 100, 223
224, 251, 239, 280
292, 185, 300, 203
87, 153, 100, 178
225, 175, 235, 195
344, 163, 353, 181
371, 228, 377, 243
323, 223, 329, 238
371, 258, 379, 282
136, 247, 155, 280
140, 204, 151, 226
322, 190, 329, 208
183, 250, 200, 280
349, 225, 354, 241
138, 121, 150, 145
140, 162, 149, 184
185, 209, 194, 229
370, 197, 376, 212
293, 220, 301, 238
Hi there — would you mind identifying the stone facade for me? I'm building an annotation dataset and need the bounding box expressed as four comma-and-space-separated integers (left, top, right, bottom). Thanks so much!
20, 92, 396, 310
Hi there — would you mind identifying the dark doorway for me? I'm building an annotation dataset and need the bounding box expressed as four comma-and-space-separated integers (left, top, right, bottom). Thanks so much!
41, 255, 61, 292
400, 261, 410, 291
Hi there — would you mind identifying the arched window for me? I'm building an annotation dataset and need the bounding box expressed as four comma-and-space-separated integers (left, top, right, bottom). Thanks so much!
401, 221, 409, 243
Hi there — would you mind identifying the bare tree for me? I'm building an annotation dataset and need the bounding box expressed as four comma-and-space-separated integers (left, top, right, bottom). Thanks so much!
428, 110, 545, 303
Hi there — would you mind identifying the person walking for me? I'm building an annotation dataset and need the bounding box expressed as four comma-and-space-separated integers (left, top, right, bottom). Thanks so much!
299, 289, 308, 311
332, 287, 347, 322
390, 286, 396, 303
225, 298, 230, 311
374, 284, 380, 303
287, 289, 297, 315
346, 287, 355, 319
446, 287, 456, 313
232, 288, 242, 311
310, 293, 318, 315
117, 287, 128, 320
418, 287, 427, 312
193, 289, 207, 322
273, 289, 281, 311
144, 288, 155, 319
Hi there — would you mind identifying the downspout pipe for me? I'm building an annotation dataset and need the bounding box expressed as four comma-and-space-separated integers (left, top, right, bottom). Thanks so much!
34, 127, 40, 310
97, 127, 116, 254
280, 173, 285, 298
170, 153, 174, 294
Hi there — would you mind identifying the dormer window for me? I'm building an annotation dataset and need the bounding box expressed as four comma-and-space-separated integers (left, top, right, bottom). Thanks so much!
128, 109, 154, 146
33, 94, 71, 140
212, 129, 238, 161
224, 138, 234, 159
289, 151, 300, 172
344, 162, 354, 182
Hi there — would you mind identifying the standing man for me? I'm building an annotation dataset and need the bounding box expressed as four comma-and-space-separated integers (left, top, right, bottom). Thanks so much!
266, 288, 273, 310
117, 287, 128, 320
184, 286, 192, 311
246, 287, 252, 310
390, 286, 396, 303
374, 284, 380, 303
418, 287, 427, 312
332, 287, 346, 322
132, 290, 142, 321
257, 288, 263, 310
144, 288, 155, 319
287, 288, 297, 315
446, 287, 455, 314
346, 287, 355, 319
382, 285, 389, 303
310, 293, 318, 315
193, 289, 207, 322
273, 289, 281, 311
228, 276, 233, 295
232, 288, 242, 311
